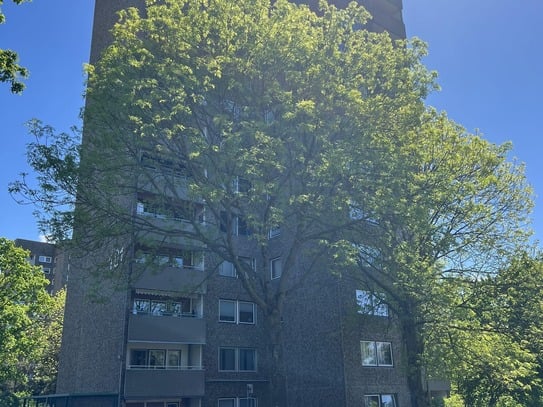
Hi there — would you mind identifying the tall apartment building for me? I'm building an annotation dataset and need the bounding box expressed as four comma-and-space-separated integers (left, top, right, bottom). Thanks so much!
47, 1, 413, 407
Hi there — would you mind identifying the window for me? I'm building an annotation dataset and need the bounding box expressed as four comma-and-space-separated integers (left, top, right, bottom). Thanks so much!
264, 109, 274, 124
356, 290, 389, 317
361, 341, 393, 367
218, 399, 257, 407
220, 212, 251, 236
268, 226, 281, 239
219, 348, 237, 371
219, 261, 236, 277
39, 255, 52, 263
219, 300, 256, 324
135, 249, 204, 270
233, 177, 251, 194
238, 348, 256, 371
219, 348, 257, 371
219, 257, 255, 278
238, 302, 255, 324
219, 300, 236, 323
270, 258, 282, 279
42, 267, 51, 274
129, 349, 183, 369
364, 394, 396, 407
149, 349, 166, 368
132, 296, 192, 317
151, 301, 167, 316
239, 398, 257, 407
224, 99, 242, 121
136, 193, 204, 223
140, 151, 191, 178
167, 350, 181, 369
237, 216, 251, 236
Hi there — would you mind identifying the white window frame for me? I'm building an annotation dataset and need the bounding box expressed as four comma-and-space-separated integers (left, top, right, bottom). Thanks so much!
219, 260, 237, 277
42, 267, 51, 274
218, 398, 257, 407
239, 398, 257, 407
39, 255, 52, 263
361, 341, 393, 367
219, 299, 237, 323
218, 399, 235, 407
268, 226, 281, 239
128, 348, 184, 370
219, 347, 257, 372
270, 257, 282, 280
219, 257, 255, 278
356, 290, 389, 317
219, 299, 256, 324
364, 394, 396, 407
233, 176, 251, 194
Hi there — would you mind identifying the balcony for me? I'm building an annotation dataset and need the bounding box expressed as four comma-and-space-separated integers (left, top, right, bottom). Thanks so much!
128, 313, 206, 344
124, 368, 205, 398
132, 265, 207, 294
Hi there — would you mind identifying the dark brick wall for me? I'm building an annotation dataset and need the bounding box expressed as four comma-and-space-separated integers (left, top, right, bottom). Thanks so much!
56, 256, 128, 394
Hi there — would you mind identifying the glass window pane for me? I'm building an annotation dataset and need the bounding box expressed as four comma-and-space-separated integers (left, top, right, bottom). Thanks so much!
157, 255, 170, 265
270, 258, 282, 279
239, 302, 255, 324
149, 350, 166, 368
151, 301, 166, 316
171, 302, 182, 317
167, 350, 181, 368
219, 348, 236, 371
361, 341, 377, 366
381, 394, 396, 407
218, 399, 235, 407
377, 342, 393, 366
239, 398, 256, 407
239, 348, 256, 371
219, 300, 236, 322
374, 301, 389, 317
219, 261, 236, 277
364, 395, 380, 407
133, 299, 150, 314
172, 256, 184, 268
356, 290, 373, 314
130, 349, 147, 367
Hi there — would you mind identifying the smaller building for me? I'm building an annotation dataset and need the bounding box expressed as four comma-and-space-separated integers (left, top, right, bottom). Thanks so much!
14, 238, 67, 293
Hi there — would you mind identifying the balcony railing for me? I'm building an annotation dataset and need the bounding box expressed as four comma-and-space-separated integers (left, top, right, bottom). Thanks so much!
128, 364, 203, 370
128, 313, 206, 343
124, 368, 205, 398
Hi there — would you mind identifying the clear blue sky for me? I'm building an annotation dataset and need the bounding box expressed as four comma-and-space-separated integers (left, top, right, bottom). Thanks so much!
1, 0, 542, 245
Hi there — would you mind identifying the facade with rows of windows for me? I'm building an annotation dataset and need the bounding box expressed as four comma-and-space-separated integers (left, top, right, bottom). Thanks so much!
47, 1, 418, 407
14, 238, 67, 294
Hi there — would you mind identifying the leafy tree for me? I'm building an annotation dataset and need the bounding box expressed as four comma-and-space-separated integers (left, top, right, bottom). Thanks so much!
21, 288, 66, 397
0, 238, 53, 400
12, 0, 434, 403
449, 252, 543, 407
337, 111, 534, 405
0, 0, 29, 93
11, 0, 535, 406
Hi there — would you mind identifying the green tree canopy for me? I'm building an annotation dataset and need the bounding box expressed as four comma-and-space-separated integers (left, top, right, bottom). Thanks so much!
0, 0, 29, 93
0, 238, 54, 400
10, 0, 536, 405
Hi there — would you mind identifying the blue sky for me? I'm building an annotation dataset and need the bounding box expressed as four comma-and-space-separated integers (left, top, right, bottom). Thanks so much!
1, 0, 542, 245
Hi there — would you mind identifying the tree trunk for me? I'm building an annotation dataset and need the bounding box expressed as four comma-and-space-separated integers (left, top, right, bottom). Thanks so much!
266, 309, 287, 407
401, 316, 430, 407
